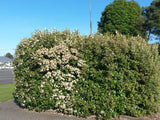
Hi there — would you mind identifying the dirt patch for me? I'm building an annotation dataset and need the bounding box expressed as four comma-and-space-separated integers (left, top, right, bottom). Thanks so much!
140, 113, 160, 120
86, 113, 160, 120
111, 113, 160, 120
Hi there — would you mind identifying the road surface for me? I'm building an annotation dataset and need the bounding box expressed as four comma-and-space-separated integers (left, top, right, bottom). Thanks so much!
0, 100, 91, 120
0, 69, 14, 85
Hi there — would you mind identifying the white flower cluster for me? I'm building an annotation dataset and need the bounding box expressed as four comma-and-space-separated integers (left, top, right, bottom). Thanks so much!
32, 41, 85, 113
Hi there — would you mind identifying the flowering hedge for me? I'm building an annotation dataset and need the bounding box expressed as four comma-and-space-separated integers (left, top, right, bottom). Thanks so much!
13, 30, 160, 119
13, 29, 86, 113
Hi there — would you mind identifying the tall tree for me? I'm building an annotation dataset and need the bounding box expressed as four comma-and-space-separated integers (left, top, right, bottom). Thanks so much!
98, 0, 145, 37
143, 0, 160, 40
5, 52, 13, 59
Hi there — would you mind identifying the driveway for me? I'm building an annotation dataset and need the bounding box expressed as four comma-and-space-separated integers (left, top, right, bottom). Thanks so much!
0, 69, 14, 85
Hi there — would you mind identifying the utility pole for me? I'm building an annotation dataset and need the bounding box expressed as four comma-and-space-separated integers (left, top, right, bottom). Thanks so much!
90, 0, 92, 35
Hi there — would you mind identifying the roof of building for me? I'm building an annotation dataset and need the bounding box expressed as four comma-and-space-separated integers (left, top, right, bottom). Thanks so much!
0, 56, 12, 62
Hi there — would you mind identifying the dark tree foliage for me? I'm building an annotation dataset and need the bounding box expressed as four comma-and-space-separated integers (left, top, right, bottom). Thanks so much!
136, 16, 148, 39
98, 0, 144, 37
143, 0, 160, 40
5, 52, 13, 59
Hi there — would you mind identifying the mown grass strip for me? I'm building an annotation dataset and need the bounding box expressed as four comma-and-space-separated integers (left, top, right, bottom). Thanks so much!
0, 84, 15, 102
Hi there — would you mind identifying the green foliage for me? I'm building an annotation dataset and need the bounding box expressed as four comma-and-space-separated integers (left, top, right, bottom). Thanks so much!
98, 0, 143, 37
72, 33, 160, 119
136, 16, 148, 40
13, 29, 85, 112
5, 52, 13, 59
142, 0, 160, 40
14, 30, 160, 119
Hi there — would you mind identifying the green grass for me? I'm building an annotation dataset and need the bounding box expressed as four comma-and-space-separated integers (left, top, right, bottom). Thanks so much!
0, 84, 15, 102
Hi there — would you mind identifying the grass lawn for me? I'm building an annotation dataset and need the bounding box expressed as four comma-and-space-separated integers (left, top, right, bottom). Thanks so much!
0, 84, 15, 102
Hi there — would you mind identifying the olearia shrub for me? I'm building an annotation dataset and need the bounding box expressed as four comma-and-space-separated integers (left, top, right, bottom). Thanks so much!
13, 29, 160, 120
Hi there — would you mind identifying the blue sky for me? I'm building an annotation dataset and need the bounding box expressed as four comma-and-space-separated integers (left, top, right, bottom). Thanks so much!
0, 0, 153, 55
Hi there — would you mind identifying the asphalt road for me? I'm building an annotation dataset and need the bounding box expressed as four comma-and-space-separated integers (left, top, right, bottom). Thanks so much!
0, 100, 91, 120
0, 69, 14, 85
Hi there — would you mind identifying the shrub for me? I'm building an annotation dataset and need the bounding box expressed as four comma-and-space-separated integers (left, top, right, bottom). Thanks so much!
13, 30, 160, 119
13, 29, 86, 112
72, 33, 160, 119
